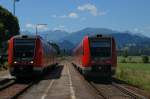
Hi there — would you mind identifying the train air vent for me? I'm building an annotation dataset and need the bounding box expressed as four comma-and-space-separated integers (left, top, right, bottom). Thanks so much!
22, 35, 28, 38
96, 34, 102, 37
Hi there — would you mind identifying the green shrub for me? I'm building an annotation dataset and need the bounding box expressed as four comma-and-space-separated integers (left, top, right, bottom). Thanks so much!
120, 58, 126, 63
142, 55, 149, 63
123, 49, 128, 58
128, 56, 132, 62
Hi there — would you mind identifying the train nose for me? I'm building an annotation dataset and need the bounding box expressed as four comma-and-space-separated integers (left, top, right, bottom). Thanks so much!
91, 59, 111, 64
13, 61, 34, 65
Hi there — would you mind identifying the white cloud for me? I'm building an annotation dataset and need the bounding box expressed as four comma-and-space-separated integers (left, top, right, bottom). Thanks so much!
25, 23, 48, 31
133, 28, 145, 33
37, 25, 48, 30
52, 12, 79, 19
53, 25, 66, 30
68, 12, 79, 18
53, 25, 71, 32
133, 28, 139, 32
26, 23, 35, 28
77, 3, 106, 16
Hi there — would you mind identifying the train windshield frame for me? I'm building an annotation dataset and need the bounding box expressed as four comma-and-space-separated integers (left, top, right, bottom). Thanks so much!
89, 38, 112, 58
13, 39, 36, 61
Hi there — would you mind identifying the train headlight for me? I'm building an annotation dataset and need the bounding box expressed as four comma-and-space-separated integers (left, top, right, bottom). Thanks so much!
14, 61, 18, 64
30, 61, 34, 64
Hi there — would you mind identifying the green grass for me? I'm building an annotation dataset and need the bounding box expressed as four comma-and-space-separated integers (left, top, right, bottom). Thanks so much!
116, 57, 150, 92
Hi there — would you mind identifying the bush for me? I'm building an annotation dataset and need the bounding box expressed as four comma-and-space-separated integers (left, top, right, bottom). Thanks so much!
128, 56, 132, 63
120, 58, 126, 63
123, 49, 128, 58
142, 55, 149, 63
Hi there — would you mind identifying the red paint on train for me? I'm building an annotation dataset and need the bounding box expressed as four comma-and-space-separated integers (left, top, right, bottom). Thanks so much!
8, 35, 57, 78
73, 34, 117, 78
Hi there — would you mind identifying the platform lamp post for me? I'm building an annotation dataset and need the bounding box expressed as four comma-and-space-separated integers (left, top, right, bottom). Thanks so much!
13, 0, 20, 16
35, 24, 47, 36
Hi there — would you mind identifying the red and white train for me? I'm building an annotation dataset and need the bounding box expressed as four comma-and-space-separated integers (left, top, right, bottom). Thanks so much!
8, 35, 57, 78
73, 34, 117, 79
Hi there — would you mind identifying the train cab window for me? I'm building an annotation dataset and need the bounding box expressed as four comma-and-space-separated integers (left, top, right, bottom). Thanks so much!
14, 39, 35, 60
90, 38, 111, 58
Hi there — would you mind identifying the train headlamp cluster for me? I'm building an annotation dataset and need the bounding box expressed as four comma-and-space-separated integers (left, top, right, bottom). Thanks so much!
13, 61, 34, 64
14, 61, 18, 64
30, 61, 34, 64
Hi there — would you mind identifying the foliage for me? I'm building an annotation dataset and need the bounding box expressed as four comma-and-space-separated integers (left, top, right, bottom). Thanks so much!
118, 56, 150, 63
142, 55, 149, 63
50, 42, 60, 54
127, 56, 132, 62
120, 58, 126, 63
123, 49, 128, 58
0, 5, 20, 49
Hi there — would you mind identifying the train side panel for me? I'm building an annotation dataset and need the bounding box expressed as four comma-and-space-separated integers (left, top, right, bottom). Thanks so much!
73, 35, 117, 79
82, 36, 90, 67
8, 37, 14, 65
8, 35, 58, 78
111, 38, 117, 74
33, 38, 43, 73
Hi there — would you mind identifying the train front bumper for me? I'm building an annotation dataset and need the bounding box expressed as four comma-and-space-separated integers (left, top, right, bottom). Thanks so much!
81, 65, 115, 77
10, 66, 43, 77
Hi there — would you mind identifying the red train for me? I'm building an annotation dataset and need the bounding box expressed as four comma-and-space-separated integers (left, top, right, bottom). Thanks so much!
8, 35, 57, 78
73, 34, 117, 79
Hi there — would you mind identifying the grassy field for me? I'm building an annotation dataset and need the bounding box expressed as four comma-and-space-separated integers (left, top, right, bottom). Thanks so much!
116, 56, 150, 92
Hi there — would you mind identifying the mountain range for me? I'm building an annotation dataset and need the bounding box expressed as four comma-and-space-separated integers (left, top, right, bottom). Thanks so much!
21, 27, 150, 51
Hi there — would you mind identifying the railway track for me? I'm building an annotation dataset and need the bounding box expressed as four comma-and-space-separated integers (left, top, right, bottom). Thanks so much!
0, 79, 36, 99
112, 82, 146, 99
89, 81, 147, 99
0, 78, 16, 91
0, 78, 11, 84
71, 62, 147, 99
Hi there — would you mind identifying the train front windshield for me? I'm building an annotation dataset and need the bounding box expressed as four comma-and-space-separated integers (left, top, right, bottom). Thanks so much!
90, 38, 111, 58
14, 39, 35, 61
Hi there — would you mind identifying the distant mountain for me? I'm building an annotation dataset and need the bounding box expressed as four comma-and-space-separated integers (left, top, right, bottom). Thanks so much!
21, 28, 150, 54
40, 30, 69, 41
57, 40, 75, 55
57, 40, 74, 50
62, 27, 118, 44
111, 33, 150, 48
62, 28, 150, 46
21, 30, 69, 41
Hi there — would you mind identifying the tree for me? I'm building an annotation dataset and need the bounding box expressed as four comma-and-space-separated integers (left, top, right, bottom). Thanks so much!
0, 5, 20, 50
142, 55, 149, 63
49, 42, 60, 54
123, 49, 128, 58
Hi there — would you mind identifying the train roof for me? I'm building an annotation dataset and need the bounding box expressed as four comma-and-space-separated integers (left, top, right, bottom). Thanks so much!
88, 34, 113, 39
13, 35, 42, 39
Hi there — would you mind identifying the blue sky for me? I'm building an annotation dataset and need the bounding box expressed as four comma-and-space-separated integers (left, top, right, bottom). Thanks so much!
0, 0, 150, 36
